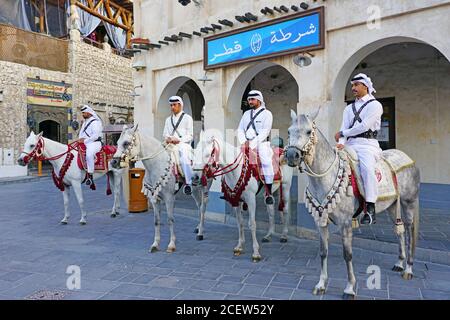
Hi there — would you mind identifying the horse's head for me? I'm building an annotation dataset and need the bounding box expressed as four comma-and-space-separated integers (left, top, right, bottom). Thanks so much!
111, 124, 139, 169
285, 109, 319, 168
18, 131, 44, 166
192, 129, 222, 181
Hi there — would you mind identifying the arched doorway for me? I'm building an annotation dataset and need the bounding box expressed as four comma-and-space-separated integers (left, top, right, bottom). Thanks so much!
332, 38, 450, 185
156, 77, 205, 147
227, 62, 299, 148
38, 120, 60, 142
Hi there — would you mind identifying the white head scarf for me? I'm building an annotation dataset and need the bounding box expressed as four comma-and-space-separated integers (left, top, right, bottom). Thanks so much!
169, 96, 184, 108
351, 73, 376, 94
80, 104, 101, 122
247, 90, 266, 108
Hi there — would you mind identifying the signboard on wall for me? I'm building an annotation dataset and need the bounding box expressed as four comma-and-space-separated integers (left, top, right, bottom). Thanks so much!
27, 78, 72, 108
204, 6, 324, 70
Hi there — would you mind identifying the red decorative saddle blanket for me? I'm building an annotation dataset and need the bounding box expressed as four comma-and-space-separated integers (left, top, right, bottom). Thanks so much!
77, 143, 117, 172
249, 147, 283, 182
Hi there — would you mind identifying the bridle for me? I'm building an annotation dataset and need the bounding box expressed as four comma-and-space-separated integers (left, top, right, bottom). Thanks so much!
113, 131, 170, 167
285, 121, 338, 178
21, 136, 79, 165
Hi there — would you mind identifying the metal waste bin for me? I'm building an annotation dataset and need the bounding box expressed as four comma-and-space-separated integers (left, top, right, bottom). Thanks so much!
128, 168, 148, 213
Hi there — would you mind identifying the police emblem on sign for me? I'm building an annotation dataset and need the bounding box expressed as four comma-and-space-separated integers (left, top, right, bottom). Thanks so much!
251, 33, 262, 54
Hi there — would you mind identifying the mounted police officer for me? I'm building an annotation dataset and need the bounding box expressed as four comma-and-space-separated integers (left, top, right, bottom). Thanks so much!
237, 90, 274, 205
335, 73, 383, 225
163, 96, 194, 195
77, 104, 103, 187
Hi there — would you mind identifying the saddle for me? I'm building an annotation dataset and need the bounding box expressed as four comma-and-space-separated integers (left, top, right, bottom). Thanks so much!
248, 147, 284, 183
342, 147, 415, 201
77, 143, 117, 172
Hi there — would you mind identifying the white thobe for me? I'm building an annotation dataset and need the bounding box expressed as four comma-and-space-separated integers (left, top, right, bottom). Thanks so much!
163, 112, 194, 184
79, 117, 103, 173
237, 106, 274, 184
339, 94, 383, 203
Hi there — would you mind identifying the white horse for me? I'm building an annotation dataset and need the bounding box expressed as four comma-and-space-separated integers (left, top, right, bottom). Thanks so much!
111, 125, 212, 253
17, 131, 124, 224
285, 111, 420, 299
193, 130, 295, 262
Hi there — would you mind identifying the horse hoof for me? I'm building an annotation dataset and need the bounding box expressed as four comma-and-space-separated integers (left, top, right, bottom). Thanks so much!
194, 228, 199, 234
252, 256, 261, 263
262, 237, 271, 243
280, 237, 288, 243
79, 221, 86, 225
110, 214, 116, 218
392, 265, 404, 272
313, 287, 326, 295
60, 221, 68, 225
115, 212, 120, 216
233, 249, 243, 256
166, 247, 176, 253
196, 235, 204, 241
149, 246, 159, 253
402, 272, 413, 280
342, 293, 356, 300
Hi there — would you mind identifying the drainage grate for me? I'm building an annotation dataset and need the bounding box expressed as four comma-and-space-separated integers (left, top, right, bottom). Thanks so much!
25, 289, 68, 300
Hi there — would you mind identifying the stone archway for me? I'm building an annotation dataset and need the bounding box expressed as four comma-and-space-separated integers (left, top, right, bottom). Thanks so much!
226, 62, 299, 146
331, 37, 450, 184
156, 76, 205, 146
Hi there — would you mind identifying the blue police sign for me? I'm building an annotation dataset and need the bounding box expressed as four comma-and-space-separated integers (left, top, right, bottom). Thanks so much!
204, 7, 324, 69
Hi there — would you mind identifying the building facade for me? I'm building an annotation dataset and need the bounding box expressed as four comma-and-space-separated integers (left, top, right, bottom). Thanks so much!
0, 26, 134, 178
132, 0, 450, 230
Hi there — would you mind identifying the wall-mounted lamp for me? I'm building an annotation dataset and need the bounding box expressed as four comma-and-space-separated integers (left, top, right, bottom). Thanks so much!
293, 52, 314, 68
132, 60, 146, 71
0, 90, 3, 102
300, 2, 309, 10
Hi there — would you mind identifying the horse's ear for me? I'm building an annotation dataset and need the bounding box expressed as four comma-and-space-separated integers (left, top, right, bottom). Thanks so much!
30, 131, 35, 137
122, 124, 128, 131
290, 109, 297, 123
132, 123, 139, 132
309, 106, 322, 121
37, 131, 43, 138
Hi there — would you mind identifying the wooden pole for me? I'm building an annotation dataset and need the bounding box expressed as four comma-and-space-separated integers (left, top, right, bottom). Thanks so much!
38, 160, 43, 177
39, 0, 45, 33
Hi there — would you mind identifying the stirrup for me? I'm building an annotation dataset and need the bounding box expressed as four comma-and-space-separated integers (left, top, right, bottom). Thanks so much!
360, 212, 376, 225
183, 185, 192, 195
265, 195, 274, 205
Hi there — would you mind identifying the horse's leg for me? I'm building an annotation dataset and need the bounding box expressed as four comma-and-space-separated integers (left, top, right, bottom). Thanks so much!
313, 225, 329, 295
165, 196, 176, 253
110, 171, 121, 218
280, 182, 291, 243
401, 198, 418, 280
247, 195, 261, 262
233, 206, 245, 256
149, 200, 161, 253
262, 202, 275, 243
341, 222, 357, 299
72, 182, 87, 225
387, 204, 406, 272
60, 186, 71, 224
192, 187, 205, 240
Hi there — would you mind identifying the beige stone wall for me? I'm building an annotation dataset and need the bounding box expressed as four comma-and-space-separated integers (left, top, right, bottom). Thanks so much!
0, 31, 133, 177
70, 37, 133, 125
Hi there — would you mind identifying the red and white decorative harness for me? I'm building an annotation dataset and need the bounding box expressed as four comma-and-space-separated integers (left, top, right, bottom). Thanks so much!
200, 139, 284, 211
21, 137, 112, 194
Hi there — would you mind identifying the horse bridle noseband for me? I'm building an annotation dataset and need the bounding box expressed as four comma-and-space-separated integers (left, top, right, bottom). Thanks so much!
284, 121, 318, 168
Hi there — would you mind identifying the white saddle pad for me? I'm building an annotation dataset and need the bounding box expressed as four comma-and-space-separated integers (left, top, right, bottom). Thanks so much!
344, 148, 414, 201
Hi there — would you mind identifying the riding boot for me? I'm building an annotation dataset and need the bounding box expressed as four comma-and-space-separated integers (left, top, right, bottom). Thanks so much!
361, 202, 376, 225
265, 183, 274, 205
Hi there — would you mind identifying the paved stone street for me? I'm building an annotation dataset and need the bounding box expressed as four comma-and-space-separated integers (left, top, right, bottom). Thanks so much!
0, 177, 449, 300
